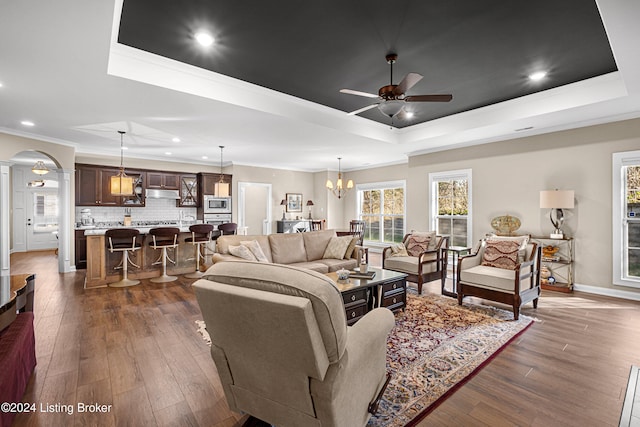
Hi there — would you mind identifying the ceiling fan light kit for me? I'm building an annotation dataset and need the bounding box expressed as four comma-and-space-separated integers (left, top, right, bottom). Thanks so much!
341, 53, 453, 120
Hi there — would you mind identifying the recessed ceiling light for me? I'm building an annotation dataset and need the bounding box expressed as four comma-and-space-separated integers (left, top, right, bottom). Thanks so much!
202, 156, 208, 160
172, 137, 180, 143
529, 71, 547, 81
165, 152, 172, 155
21, 120, 35, 127
0, 82, 4, 88
194, 31, 215, 47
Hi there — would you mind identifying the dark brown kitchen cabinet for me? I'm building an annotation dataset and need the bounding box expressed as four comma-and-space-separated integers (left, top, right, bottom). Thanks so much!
199, 173, 232, 196
147, 172, 180, 190
75, 164, 121, 206
75, 229, 87, 269
179, 175, 198, 207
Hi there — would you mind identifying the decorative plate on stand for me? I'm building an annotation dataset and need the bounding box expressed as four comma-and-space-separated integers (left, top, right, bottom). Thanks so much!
490, 215, 521, 236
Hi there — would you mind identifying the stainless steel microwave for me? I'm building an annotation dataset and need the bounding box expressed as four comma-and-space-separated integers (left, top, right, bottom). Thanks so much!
203, 195, 232, 214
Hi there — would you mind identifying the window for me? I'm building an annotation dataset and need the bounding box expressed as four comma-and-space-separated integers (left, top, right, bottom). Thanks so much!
429, 170, 472, 247
357, 181, 405, 244
613, 151, 640, 287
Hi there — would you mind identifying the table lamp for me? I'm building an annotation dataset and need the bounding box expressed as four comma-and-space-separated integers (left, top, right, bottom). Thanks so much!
540, 189, 574, 239
280, 199, 286, 220
306, 200, 314, 219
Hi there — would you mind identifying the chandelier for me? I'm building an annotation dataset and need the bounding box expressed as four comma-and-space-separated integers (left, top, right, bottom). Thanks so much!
326, 157, 353, 199
31, 160, 49, 175
110, 131, 134, 196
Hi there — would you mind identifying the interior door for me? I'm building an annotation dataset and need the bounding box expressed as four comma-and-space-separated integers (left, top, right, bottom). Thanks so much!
26, 190, 59, 250
238, 182, 272, 235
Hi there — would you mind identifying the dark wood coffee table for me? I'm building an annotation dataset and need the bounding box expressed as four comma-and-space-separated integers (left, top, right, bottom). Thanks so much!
325, 268, 407, 325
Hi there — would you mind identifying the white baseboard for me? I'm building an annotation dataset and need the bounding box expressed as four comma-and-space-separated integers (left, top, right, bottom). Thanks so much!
573, 283, 640, 301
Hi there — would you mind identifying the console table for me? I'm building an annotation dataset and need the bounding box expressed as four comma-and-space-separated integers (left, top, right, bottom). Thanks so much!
277, 220, 311, 233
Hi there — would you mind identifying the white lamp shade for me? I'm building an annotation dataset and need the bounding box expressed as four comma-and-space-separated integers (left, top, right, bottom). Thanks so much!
540, 190, 574, 209
326, 179, 334, 190
110, 174, 134, 195
215, 182, 230, 197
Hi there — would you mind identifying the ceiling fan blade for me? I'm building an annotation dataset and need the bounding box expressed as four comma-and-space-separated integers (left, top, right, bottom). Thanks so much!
405, 94, 453, 102
340, 88, 379, 98
393, 73, 423, 96
347, 104, 379, 115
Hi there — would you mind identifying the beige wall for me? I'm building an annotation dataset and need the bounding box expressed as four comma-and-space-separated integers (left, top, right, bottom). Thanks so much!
347, 118, 640, 292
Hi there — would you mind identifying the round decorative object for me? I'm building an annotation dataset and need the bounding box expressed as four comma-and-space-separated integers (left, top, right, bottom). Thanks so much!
548, 276, 556, 284
490, 215, 521, 236
336, 269, 350, 281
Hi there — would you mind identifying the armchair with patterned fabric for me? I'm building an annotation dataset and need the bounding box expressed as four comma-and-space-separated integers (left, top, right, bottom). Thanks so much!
382, 231, 449, 294
457, 236, 541, 320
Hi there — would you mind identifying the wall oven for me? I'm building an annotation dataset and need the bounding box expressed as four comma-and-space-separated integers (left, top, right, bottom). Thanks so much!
203, 213, 232, 230
203, 195, 232, 214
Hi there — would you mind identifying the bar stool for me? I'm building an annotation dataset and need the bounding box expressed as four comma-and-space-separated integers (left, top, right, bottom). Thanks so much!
148, 227, 180, 283
105, 228, 141, 287
218, 222, 238, 235
184, 224, 214, 279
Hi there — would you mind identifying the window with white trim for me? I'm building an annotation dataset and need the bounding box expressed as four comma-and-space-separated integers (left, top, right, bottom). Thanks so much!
356, 181, 405, 244
429, 170, 472, 247
613, 151, 640, 287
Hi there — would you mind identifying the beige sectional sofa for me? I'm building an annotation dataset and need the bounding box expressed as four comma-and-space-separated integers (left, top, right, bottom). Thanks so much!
212, 230, 363, 273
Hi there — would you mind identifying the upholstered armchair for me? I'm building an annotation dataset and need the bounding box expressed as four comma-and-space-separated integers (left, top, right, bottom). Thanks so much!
457, 236, 541, 320
193, 261, 395, 427
382, 232, 449, 294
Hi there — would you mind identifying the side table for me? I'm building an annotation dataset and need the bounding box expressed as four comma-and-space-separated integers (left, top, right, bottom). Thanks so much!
444, 246, 471, 297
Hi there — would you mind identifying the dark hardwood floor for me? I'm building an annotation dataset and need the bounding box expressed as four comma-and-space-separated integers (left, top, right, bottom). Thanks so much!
9, 250, 640, 426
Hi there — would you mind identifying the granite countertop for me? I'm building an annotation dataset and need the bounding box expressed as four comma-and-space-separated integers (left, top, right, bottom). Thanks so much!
83, 225, 195, 236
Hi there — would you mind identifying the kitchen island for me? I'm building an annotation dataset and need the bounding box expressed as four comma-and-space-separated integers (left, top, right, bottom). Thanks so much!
82, 225, 213, 288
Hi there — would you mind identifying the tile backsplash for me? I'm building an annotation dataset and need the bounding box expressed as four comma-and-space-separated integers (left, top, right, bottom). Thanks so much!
75, 198, 197, 225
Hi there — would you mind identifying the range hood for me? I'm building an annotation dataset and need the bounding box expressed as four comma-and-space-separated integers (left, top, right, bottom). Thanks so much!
145, 189, 180, 200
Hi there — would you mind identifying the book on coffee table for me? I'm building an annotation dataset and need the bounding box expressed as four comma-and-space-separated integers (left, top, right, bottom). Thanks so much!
349, 270, 376, 280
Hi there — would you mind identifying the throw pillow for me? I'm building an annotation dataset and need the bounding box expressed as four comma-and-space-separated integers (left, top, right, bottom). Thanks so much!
389, 243, 409, 257
241, 240, 269, 263
228, 244, 258, 261
481, 239, 521, 270
411, 231, 438, 251
343, 236, 359, 259
487, 235, 529, 263
323, 235, 352, 259
405, 232, 436, 257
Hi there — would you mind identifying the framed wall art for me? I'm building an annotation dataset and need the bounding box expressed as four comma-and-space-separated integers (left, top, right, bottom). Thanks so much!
286, 193, 303, 212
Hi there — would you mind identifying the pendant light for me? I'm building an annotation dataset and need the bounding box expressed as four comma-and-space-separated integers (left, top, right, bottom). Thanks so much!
215, 145, 230, 197
110, 130, 134, 196
326, 157, 354, 199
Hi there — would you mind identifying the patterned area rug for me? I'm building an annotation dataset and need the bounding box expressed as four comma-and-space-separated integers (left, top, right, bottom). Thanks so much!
195, 291, 533, 427
369, 290, 533, 426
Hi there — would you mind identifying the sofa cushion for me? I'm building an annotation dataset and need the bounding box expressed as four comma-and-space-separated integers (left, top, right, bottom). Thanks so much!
383, 253, 438, 275
460, 265, 522, 292
288, 261, 330, 273
241, 240, 269, 263
323, 235, 352, 259
481, 239, 520, 270
344, 236, 359, 259
269, 234, 307, 264
316, 258, 358, 272
229, 244, 258, 261
302, 230, 336, 261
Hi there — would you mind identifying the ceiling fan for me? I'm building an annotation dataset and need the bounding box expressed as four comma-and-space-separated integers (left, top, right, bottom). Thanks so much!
340, 53, 453, 119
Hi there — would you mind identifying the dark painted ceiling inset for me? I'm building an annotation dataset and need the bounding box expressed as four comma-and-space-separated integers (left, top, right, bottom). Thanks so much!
119, 0, 617, 128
